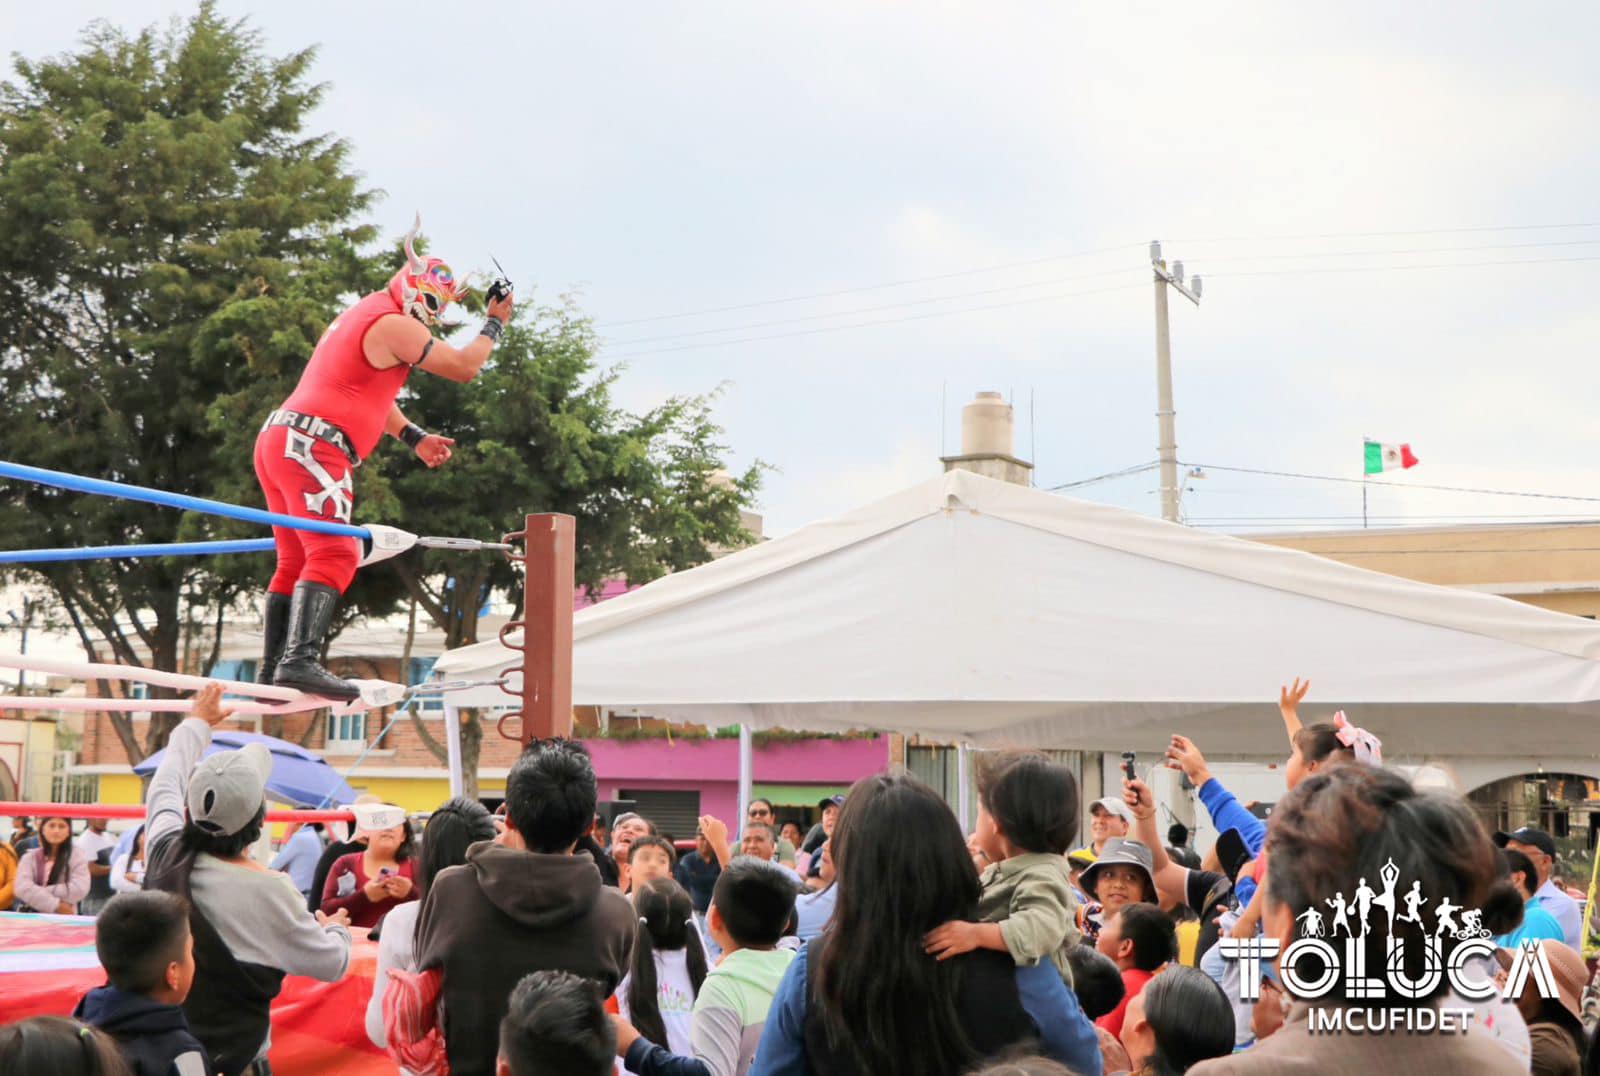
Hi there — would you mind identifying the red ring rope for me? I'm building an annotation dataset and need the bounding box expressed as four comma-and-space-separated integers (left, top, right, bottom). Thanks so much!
0, 801, 356, 823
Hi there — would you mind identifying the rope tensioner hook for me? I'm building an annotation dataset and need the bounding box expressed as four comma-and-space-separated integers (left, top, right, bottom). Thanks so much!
406, 676, 510, 696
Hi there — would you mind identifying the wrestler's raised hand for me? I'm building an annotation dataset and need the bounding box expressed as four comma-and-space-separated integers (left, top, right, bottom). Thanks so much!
415, 434, 455, 468
487, 290, 515, 325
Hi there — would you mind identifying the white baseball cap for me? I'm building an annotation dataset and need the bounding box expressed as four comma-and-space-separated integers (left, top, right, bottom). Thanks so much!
1090, 796, 1132, 822
351, 801, 408, 833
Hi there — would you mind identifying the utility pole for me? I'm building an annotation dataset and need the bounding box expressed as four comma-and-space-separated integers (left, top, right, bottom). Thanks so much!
1150, 241, 1202, 523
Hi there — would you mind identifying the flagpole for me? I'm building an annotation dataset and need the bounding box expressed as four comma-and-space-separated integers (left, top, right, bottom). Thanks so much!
1362, 437, 1369, 529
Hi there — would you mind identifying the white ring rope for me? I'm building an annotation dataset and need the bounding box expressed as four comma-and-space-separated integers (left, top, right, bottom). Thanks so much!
0, 695, 366, 716
0, 653, 510, 714
0, 653, 307, 701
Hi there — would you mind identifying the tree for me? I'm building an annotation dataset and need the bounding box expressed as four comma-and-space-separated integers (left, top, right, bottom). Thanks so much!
0, 5, 382, 761
367, 295, 763, 794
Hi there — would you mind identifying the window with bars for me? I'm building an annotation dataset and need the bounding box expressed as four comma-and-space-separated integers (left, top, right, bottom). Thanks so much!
325, 711, 367, 753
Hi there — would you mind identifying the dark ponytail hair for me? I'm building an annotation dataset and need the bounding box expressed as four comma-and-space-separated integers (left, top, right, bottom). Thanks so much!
1140, 966, 1234, 1074
416, 798, 496, 902
815, 773, 985, 1074
627, 877, 707, 1049
0, 1016, 132, 1076
1292, 722, 1354, 768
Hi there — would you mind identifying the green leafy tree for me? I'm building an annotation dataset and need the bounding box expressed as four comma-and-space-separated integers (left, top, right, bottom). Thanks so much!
366, 295, 763, 794
0, 5, 382, 761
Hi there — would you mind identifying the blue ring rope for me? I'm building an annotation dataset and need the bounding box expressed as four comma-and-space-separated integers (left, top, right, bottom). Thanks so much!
0, 539, 278, 564
0, 460, 368, 540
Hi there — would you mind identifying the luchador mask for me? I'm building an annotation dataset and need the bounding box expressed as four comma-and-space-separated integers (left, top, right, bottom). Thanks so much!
389, 213, 467, 325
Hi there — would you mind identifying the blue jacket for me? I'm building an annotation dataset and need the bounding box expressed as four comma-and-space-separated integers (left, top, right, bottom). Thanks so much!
1198, 777, 1266, 856
75, 984, 214, 1076
748, 943, 1102, 1076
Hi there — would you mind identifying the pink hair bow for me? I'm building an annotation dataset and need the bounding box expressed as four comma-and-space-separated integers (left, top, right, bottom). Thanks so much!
1333, 711, 1383, 767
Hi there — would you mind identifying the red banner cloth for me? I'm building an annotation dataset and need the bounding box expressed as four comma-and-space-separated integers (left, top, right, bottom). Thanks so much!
0, 913, 390, 1073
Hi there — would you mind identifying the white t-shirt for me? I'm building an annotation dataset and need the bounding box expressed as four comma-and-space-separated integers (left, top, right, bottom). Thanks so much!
616, 948, 698, 1075
77, 828, 118, 861
366, 899, 421, 1054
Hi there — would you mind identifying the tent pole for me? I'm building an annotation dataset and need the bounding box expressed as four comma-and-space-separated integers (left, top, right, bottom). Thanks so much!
444, 700, 464, 799
956, 743, 973, 833
738, 724, 754, 834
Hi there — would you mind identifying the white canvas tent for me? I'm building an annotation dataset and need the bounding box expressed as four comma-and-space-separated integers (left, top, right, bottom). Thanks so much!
435, 470, 1600, 758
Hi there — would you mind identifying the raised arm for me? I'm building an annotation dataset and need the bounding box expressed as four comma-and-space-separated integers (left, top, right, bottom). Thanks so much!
364, 291, 514, 384
146, 684, 233, 849
1123, 778, 1185, 911
698, 814, 733, 870
1279, 677, 1310, 744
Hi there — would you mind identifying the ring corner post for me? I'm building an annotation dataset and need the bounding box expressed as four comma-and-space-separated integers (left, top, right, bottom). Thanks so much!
522, 513, 575, 744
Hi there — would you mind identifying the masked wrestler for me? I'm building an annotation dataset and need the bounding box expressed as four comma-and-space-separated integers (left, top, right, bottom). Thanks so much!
254, 216, 514, 700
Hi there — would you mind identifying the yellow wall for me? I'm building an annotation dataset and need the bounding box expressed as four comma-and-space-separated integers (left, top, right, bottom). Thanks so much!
97, 773, 144, 806
90, 774, 504, 832
343, 777, 507, 815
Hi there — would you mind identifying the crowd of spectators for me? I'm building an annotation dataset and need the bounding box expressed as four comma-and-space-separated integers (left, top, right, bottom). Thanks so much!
7, 676, 1600, 1076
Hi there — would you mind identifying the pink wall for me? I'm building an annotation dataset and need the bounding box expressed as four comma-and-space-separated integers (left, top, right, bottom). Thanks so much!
583, 736, 890, 828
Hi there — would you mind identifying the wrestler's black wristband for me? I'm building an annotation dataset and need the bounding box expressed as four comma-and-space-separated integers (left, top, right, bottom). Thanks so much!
399, 423, 428, 449
479, 316, 505, 343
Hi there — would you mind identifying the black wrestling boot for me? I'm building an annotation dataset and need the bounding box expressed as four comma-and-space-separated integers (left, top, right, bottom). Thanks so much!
258, 591, 291, 684
272, 581, 360, 701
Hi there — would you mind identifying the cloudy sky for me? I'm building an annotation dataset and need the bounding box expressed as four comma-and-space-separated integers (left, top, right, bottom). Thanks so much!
7, 2, 1600, 537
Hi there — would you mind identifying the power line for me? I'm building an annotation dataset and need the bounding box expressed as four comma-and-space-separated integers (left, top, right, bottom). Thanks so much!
596, 242, 1144, 327
1191, 514, 1600, 522
1184, 463, 1600, 504
1209, 254, 1600, 280
1196, 518, 1600, 528
598, 227, 1600, 335
1257, 545, 1600, 555
1044, 462, 1159, 491
616, 242, 1597, 350
1195, 238, 1600, 264
604, 265, 1147, 346
600, 281, 1148, 360
1170, 221, 1600, 244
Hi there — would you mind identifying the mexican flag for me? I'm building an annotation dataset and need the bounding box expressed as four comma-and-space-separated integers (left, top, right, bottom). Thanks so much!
1364, 440, 1419, 475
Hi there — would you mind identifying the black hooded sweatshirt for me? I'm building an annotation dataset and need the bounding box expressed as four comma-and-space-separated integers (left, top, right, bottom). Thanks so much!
415, 839, 635, 1076
75, 984, 214, 1076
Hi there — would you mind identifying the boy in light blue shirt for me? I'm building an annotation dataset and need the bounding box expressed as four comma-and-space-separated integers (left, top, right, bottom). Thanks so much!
1495, 848, 1566, 949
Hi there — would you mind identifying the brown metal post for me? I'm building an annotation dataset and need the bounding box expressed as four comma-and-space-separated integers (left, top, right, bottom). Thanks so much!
521, 513, 575, 742
495, 513, 576, 745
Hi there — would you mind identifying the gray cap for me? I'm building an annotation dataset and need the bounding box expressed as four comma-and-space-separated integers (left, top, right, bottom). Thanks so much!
186, 743, 272, 836
1078, 837, 1158, 903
